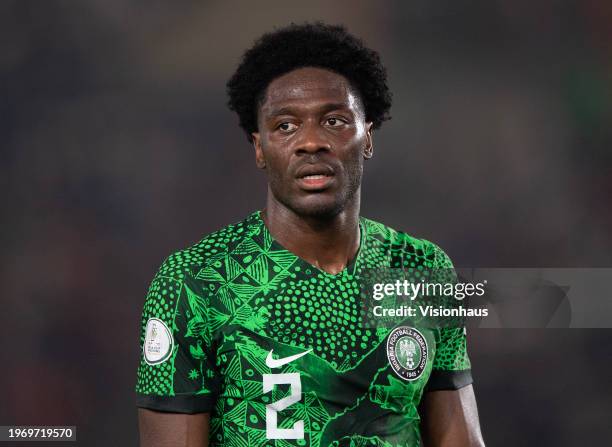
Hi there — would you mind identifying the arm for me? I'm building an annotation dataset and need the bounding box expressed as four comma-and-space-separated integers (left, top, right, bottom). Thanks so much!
136, 264, 218, 446
419, 385, 485, 447
138, 409, 210, 447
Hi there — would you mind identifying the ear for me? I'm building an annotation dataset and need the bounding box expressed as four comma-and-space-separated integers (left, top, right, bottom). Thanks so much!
252, 132, 266, 169
363, 122, 374, 159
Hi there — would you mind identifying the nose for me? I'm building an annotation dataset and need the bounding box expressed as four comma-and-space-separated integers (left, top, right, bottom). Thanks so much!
294, 121, 331, 155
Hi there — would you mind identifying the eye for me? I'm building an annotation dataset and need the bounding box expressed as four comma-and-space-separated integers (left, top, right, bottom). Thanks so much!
325, 117, 346, 127
277, 122, 298, 132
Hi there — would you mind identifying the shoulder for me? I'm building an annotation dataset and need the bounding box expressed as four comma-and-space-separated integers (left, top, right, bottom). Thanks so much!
361, 216, 455, 268
154, 212, 261, 282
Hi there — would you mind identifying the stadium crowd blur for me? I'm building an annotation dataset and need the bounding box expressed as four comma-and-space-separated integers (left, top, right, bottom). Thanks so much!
1, 1, 611, 445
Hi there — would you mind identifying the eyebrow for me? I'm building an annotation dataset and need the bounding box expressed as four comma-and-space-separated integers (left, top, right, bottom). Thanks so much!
265, 102, 353, 118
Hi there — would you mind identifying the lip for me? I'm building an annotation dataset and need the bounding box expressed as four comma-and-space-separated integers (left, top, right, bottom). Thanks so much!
296, 174, 335, 190
294, 164, 335, 191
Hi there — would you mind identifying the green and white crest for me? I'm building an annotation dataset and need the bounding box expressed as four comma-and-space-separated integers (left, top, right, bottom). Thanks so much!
386, 326, 428, 381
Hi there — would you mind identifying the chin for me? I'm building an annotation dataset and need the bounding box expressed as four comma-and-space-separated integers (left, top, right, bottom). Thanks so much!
288, 195, 346, 219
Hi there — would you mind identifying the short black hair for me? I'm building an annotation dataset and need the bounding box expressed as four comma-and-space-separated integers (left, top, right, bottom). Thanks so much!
227, 22, 392, 142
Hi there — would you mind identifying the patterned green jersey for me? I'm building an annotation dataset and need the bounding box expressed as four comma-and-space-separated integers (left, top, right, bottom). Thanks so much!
136, 211, 472, 447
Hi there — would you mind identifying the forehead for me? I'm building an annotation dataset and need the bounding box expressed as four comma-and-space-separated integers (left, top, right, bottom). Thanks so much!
259, 67, 362, 114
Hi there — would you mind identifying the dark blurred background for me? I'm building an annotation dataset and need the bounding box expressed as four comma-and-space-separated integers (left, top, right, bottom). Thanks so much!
1, 1, 611, 445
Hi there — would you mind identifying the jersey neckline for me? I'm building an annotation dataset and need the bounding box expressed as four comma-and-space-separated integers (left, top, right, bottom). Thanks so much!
252, 210, 367, 278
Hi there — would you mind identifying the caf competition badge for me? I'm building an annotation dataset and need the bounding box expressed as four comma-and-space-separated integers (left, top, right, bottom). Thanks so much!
143, 317, 174, 365
386, 326, 428, 381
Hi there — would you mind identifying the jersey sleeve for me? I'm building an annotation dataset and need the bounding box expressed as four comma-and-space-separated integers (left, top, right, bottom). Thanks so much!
425, 242, 473, 391
135, 257, 219, 413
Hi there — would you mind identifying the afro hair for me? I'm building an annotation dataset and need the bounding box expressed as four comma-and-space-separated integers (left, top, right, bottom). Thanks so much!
226, 22, 392, 142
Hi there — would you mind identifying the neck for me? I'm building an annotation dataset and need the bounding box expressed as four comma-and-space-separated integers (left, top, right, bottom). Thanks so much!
261, 193, 362, 275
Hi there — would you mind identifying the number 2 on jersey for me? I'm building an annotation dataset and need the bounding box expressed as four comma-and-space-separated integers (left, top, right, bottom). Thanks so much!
263, 373, 304, 439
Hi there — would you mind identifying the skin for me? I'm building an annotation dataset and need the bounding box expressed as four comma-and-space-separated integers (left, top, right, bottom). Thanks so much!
139, 67, 485, 447
138, 411, 209, 447
252, 67, 373, 275
420, 386, 486, 447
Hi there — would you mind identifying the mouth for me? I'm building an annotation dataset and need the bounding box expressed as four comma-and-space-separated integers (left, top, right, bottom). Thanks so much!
295, 165, 335, 191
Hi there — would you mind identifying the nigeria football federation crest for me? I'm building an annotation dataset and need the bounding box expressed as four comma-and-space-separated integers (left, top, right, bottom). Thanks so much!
386, 326, 428, 381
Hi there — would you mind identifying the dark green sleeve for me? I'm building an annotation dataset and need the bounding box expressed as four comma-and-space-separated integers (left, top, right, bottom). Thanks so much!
425, 242, 473, 391
135, 259, 219, 413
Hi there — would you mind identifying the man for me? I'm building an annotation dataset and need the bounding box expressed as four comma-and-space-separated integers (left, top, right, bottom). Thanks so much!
136, 23, 485, 447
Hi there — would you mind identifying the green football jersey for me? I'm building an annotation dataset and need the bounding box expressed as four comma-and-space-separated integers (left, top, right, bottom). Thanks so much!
136, 211, 472, 447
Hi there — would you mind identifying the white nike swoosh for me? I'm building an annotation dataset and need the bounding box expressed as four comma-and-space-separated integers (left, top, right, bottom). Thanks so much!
265, 348, 313, 369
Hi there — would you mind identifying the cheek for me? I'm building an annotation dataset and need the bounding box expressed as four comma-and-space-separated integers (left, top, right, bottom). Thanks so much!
261, 144, 291, 179
340, 125, 367, 154
340, 135, 367, 166
347, 153, 365, 179
263, 148, 284, 168
342, 142, 366, 182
